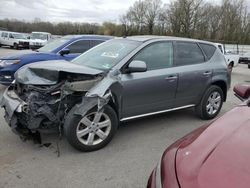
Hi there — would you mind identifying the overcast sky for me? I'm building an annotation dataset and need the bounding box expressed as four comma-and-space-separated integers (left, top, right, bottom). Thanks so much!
0, 0, 224, 23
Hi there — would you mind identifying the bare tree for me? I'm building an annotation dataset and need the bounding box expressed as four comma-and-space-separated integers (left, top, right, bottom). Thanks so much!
144, 0, 163, 34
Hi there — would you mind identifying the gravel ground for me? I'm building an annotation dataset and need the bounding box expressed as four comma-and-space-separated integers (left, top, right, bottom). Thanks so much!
0, 47, 249, 188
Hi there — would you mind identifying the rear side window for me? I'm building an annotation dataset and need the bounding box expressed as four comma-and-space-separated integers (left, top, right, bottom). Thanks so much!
67, 40, 90, 53
90, 40, 104, 48
199, 43, 216, 60
175, 42, 205, 66
133, 42, 173, 70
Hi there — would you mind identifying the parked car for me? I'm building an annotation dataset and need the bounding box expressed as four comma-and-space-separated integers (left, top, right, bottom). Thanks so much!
0, 35, 113, 85
0, 31, 30, 49
0, 36, 230, 152
239, 52, 250, 64
147, 83, 250, 188
29, 32, 52, 49
216, 43, 239, 69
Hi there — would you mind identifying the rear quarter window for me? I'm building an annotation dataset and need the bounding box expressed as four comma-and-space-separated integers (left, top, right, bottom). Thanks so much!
199, 43, 216, 60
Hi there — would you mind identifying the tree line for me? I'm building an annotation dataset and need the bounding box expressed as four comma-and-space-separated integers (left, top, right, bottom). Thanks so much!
0, 0, 250, 44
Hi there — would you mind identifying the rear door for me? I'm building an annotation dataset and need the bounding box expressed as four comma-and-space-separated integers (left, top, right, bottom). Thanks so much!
173, 41, 213, 107
121, 41, 178, 118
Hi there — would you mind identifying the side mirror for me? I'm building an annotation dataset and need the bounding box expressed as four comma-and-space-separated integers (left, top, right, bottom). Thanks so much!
233, 84, 250, 101
127, 60, 147, 73
59, 48, 70, 56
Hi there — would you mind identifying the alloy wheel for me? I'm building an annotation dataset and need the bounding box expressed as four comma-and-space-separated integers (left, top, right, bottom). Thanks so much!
76, 112, 112, 146
206, 91, 222, 115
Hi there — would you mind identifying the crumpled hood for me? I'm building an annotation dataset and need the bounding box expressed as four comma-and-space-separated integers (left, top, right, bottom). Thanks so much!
175, 105, 250, 188
15, 60, 103, 85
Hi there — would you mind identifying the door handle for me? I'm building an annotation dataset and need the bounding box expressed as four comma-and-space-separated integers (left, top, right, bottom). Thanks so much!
165, 75, 178, 81
203, 71, 212, 76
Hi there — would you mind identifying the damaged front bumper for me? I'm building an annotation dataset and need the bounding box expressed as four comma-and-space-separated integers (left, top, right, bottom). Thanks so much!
1, 86, 25, 123
0, 86, 28, 135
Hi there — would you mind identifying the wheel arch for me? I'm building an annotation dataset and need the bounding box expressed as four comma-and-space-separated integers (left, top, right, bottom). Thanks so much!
108, 90, 122, 120
211, 80, 227, 102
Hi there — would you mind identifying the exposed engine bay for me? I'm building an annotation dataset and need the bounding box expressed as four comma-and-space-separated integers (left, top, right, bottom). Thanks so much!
7, 74, 101, 138
1, 61, 121, 144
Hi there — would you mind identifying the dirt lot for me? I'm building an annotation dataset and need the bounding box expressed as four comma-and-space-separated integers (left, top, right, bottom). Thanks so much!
0, 47, 249, 188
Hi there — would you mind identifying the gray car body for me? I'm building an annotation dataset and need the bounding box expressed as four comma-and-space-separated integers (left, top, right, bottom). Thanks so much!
1, 36, 230, 131
107, 36, 230, 120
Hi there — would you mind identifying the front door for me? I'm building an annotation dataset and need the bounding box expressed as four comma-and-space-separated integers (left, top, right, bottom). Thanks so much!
121, 41, 178, 118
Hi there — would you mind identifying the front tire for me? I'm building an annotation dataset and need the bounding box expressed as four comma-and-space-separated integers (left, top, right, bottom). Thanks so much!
14, 43, 19, 50
196, 85, 224, 120
64, 105, 118, 152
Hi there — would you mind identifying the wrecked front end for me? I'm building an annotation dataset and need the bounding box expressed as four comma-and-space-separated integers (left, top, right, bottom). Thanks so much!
0, 61, 115, 143
1, 77, 101, 142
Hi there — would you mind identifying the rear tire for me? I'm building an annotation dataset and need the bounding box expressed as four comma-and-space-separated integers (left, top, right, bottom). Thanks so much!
195, 85, 224, 120
64, 105, 118, 152
248, 64, 250, 69
228, 62, 234, 72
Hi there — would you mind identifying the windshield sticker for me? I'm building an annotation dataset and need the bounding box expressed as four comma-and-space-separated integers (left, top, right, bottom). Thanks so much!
101, 52, 119, 58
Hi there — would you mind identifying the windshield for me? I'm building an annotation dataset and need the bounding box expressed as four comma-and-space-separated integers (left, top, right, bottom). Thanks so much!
12, 33, 26, 39
38, 38, 69, 53
31, 33, 48, 40
72, 39, 141, 70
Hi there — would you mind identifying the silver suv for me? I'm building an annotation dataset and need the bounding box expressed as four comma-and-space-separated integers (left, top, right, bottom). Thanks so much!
1, 36, 230, 151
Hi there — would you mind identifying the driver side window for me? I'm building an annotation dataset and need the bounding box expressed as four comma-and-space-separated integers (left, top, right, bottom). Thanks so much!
132, 42, 173, 71
67, 40, 90, 54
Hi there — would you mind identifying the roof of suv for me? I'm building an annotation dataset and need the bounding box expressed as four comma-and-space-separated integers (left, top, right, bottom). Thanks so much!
125, 35, 215, 45
63, 35, 113, 40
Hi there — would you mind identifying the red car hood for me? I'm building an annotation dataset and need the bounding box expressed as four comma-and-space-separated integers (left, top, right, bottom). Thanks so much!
176, 104, 250, 188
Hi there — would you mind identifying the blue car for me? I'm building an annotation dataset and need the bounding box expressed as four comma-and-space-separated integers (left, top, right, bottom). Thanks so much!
0, 35, 113, 85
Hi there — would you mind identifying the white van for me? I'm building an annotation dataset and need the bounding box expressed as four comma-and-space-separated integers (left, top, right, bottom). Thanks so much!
0, 31, 30, 49
29, 32, 52, 49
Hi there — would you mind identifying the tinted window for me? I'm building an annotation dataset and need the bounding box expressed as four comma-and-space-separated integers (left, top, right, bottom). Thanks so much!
90, 40, 104, 48
133, 42, 173, 70
199, 43, 216, 60
67, 40, 90, 53
2, 32, 8, 37
175, 42, 205, 66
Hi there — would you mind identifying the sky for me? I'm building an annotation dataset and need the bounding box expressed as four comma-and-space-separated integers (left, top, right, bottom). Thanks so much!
0, 0, 222, 24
